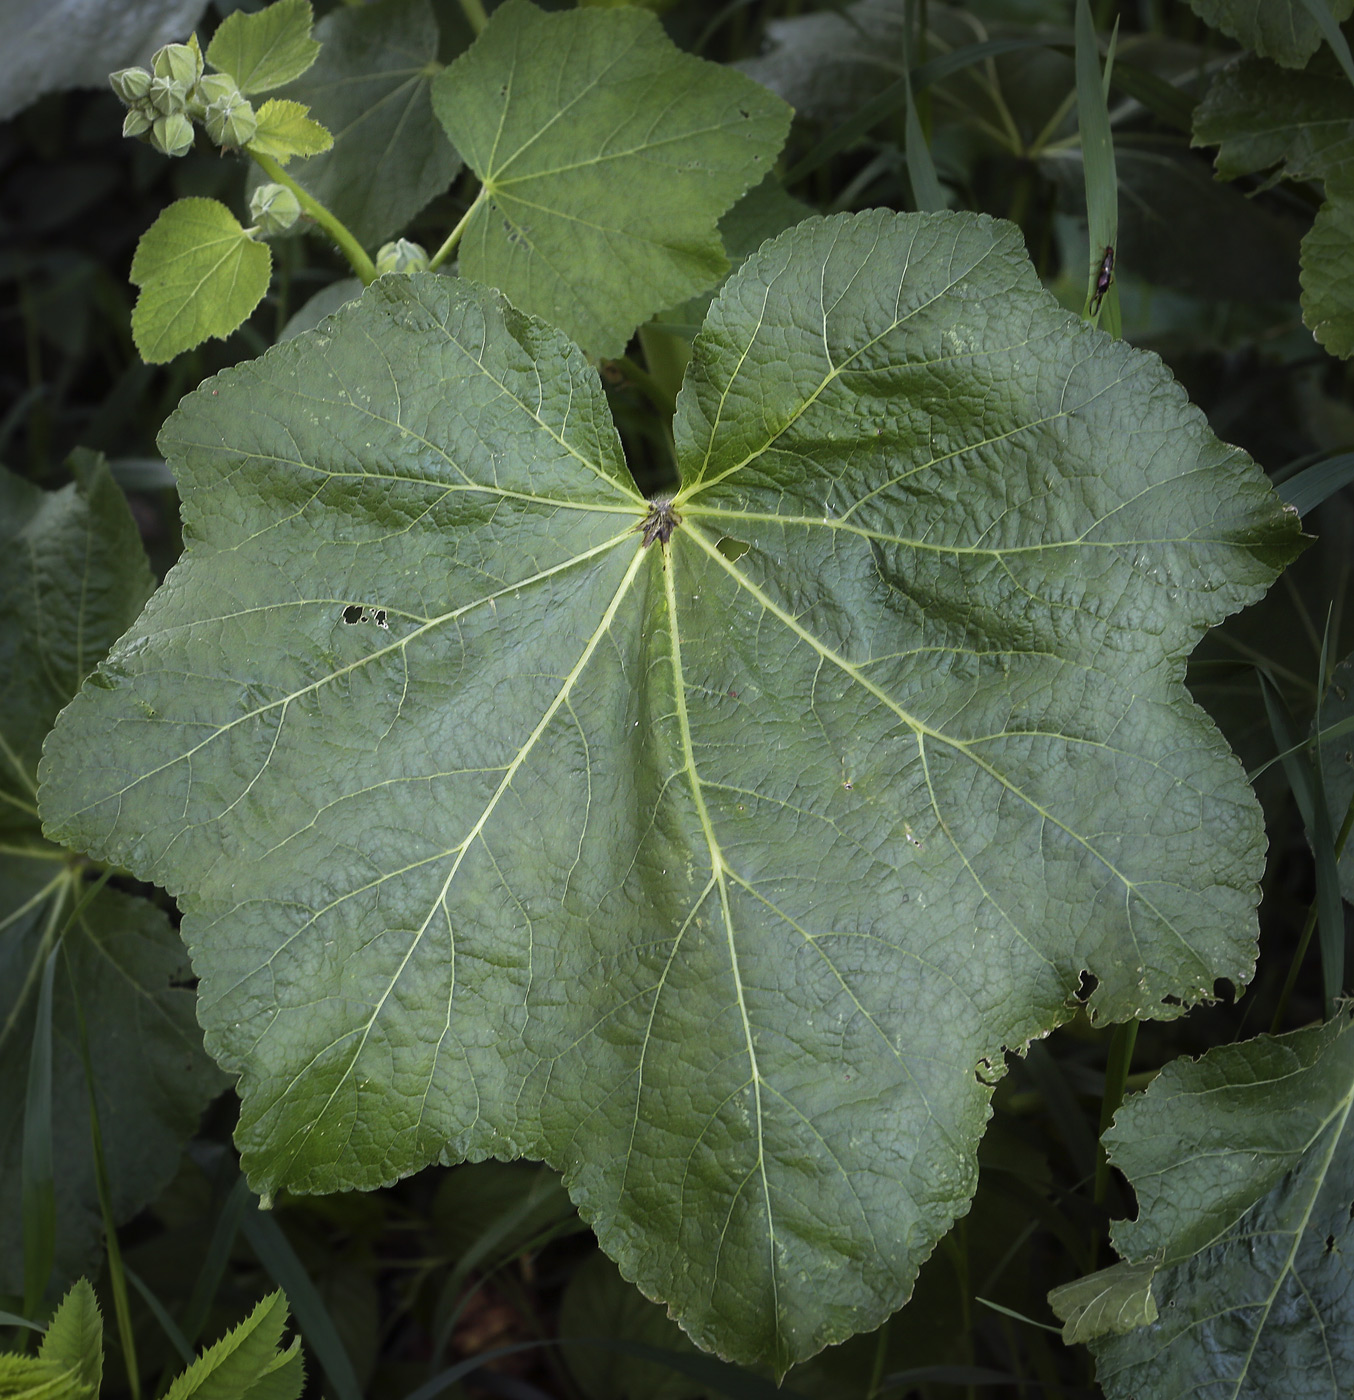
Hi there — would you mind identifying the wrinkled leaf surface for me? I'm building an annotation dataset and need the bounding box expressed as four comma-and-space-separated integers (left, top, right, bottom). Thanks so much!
39, 211, 1301, 1368
1090, 1016, 1354, 1398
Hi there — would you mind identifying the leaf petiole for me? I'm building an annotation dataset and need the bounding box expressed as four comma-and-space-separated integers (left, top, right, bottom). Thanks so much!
248, 148, 377, 284
429, 185, 488, 272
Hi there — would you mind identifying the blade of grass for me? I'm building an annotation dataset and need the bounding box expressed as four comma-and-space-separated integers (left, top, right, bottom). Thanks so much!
239, 1196, 363, 1400
0, 1310, 45, 1332
1075, 0, 1119, 334
408, 1337, 805, 1400
903, 0, 946, 210
1296, 0, 1354, 88
1277, 451, 1354, 515
181, 1173, 250, 1349
124, 1267, 193, 1367
1273, 786, 1354, 1031
1092, 1019, 1138, 1208
1258, 668, 1345, 1018
784, 37, 1047, 185
64, 878, 138, 1400
975, 1297, 1063, 1336
21, 934, 60, 1321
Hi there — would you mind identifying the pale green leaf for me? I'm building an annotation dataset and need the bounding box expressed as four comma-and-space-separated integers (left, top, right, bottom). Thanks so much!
1047, 1259, 1158, 1345
278, 278, 363, 342
162, 1292, 301, 1400
36, 1278, 101, 1396
1302, 183, 1354, 358
207, 0, 319, 96
266, 0, 460, 249
130, 198, 272, 364
1088, 1016, 1354, 1398
0, 458, 226, 1295
432, 0, 791, 357
37, 212, 1302, 1370
1183, 0, 1354, 67
248, 99, 332, 165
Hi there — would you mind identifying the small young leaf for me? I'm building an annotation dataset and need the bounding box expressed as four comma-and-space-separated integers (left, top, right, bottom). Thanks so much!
1183, 0, 1354, 68
248, 99, 332, 164
263, 0, 460, 249
207, 0, 319, 96
1087, 1016, 1354, 1396
40, 211, 1303, 1369
162, 1291, 302, 1400
1048, 1259, 1158, 1344
431, 0, 791, 357
37, 1277, 102, 1396
130, 198, 272, 363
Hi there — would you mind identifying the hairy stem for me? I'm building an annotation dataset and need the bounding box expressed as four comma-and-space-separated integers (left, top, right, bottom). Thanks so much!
429, 185, 488, 271
248, 149, 377, 285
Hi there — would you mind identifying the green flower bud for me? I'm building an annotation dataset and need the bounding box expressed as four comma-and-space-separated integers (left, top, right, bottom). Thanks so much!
109, 66, 151, 104
151, 36, 203, 88
375, 239, 430, 275
148, 74, 189, 116
188, 71, 240, 119
204, 91, 258, 149
122, 106, 154, 139
150, 111, 195, 158
249, 183, 302, 237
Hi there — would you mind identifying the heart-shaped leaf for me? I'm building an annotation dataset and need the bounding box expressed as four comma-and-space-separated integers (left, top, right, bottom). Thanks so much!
39, 211, 1302, 1368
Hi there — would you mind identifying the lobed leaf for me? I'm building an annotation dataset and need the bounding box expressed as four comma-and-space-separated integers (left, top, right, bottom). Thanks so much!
431, 0, 792, 357
1087, 1015, 1354, 1398
207, 0, 319, 96
130, 198, 272, 364
267, 0, 461, 250
1183, 0, 1354, 68
39, 211, 1302, 1368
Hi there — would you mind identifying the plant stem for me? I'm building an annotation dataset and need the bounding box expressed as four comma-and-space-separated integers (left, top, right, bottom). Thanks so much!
429, 186, 488, 271
457, 0, 489, 34
1093, 1018, 1137, 1208
248, 149, 377, 285
1271, 785, 1354, 1032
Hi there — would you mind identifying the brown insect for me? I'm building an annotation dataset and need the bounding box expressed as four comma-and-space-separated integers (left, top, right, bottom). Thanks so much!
1089, 245, 1115, 315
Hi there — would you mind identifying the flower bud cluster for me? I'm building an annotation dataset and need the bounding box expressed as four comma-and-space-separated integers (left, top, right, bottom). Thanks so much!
109, 38, 258, 157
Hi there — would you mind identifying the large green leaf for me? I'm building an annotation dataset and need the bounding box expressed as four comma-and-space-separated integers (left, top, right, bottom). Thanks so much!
1084, 1015, 1354, 1398
1194, 51, 1354, 357
38, 211, 1302, 1369
268, 0, 461, 250
1193, 50, 1354, 185
0, 457, 226, 1295
1183, 0, 1354, 68
1303, 182, 1354, 358
431, 0, 791, 358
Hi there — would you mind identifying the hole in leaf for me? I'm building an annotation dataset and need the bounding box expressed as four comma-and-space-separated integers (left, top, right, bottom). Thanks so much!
1326, 1234, 1336, 1253
1161, 994, 1183, 1007
715, 535, 750, 561
738, 107, 749, 118
342, 605, 363, 624
1075, 970, 1098, 1002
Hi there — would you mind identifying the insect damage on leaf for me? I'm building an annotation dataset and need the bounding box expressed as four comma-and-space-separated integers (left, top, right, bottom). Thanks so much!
639, 498, 679, 547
